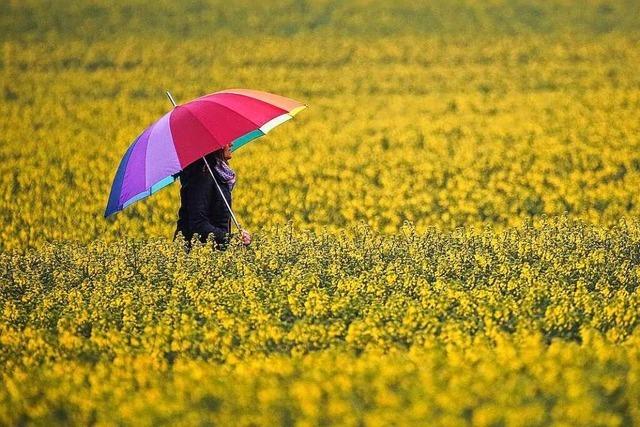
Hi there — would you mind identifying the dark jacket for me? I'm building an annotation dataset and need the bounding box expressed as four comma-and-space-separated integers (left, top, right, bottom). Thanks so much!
174, 156, 233, 249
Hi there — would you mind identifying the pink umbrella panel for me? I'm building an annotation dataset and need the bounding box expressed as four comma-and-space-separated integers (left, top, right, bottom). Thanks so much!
104, 89, 306, 217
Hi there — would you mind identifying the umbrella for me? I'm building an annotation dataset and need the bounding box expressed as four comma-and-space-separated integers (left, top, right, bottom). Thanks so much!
104, 89, 306, 230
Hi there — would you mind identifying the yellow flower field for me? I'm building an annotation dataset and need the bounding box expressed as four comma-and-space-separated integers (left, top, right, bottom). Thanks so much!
1, 0, 640, 425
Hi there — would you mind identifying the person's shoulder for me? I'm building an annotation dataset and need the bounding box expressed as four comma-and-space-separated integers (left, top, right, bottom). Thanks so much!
180, 161, 209, 183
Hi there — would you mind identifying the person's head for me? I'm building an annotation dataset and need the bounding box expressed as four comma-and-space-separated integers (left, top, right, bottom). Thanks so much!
205, 143, 233, 164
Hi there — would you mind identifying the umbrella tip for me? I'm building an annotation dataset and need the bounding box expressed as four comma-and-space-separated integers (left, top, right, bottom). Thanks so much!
165, 91, 177, 108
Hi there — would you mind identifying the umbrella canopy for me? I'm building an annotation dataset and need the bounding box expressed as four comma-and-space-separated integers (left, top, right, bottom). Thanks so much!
104, 89, 306, 217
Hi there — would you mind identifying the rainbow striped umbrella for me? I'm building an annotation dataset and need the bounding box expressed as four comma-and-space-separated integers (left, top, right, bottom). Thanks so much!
104, 89, 306, 218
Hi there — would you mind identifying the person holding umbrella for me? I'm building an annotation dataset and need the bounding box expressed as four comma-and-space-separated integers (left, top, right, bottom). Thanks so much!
104, 88, 306, 250
174, 143, 251, 250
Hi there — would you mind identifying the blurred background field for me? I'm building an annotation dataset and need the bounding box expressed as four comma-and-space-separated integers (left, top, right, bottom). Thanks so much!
1, 1, 640, 425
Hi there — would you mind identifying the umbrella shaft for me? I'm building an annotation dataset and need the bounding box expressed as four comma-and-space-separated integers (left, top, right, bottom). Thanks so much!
202, 156, 242, 233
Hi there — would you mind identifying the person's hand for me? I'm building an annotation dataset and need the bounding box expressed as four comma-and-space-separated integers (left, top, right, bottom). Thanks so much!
239, 229, 252, 246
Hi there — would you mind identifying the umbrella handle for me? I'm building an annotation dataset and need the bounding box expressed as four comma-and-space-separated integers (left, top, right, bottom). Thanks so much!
167, 90, 243, 235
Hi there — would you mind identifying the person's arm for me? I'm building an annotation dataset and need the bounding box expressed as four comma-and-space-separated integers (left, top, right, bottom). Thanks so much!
185, 170, 230, 245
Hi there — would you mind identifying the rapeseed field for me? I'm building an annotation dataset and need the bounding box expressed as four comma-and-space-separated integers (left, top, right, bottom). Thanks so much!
1, 1, 640, 425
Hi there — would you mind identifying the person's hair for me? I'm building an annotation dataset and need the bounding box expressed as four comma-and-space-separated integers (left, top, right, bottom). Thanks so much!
178, 147, 225, 179
206, 148, 225, 164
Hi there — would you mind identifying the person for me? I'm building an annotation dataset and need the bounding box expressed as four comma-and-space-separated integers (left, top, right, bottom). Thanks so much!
173, 143, 251, 250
